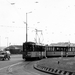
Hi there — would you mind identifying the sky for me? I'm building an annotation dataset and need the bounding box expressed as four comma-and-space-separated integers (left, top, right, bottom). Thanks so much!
0, 0, 75, 46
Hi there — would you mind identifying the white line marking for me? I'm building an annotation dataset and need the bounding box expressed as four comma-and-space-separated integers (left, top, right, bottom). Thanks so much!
0, 62, 22, 71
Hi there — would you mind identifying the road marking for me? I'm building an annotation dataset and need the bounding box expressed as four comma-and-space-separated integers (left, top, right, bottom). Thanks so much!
0, 62, 22, 71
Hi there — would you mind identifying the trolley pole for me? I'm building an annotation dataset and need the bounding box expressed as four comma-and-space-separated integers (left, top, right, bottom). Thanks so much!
35, 29, 42, 44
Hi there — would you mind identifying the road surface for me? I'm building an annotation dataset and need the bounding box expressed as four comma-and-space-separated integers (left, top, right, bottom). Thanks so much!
0, 54, 52, 75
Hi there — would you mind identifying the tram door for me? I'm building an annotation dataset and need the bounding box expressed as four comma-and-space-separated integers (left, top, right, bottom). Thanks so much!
65, 47, 68, 57
61, 51, 63, 57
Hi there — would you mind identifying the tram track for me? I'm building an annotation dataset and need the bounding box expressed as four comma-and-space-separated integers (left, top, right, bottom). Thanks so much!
0, 57, 52, 75
11, 60, 43, 75
22, 60, 52, 75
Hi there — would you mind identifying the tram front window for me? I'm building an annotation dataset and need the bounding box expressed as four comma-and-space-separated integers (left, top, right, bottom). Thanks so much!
25, 45, 33, 51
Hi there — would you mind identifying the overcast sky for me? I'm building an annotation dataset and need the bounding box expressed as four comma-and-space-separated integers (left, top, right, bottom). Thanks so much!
0, 0, 75, 46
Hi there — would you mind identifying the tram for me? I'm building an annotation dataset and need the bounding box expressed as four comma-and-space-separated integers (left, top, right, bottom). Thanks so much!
22, 42, 46, 60
46, 43, 75, 57
22, 42, 75, 60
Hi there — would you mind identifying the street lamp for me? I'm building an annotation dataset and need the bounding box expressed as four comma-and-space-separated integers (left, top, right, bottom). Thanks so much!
5, 37, 8, 47
11, 3, 15, 5
26, 11, 32, 42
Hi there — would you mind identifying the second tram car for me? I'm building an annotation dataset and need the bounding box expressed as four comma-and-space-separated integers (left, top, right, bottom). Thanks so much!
46, 43, 75, 57
46, 45, 67, 57
22, 42, 46, 60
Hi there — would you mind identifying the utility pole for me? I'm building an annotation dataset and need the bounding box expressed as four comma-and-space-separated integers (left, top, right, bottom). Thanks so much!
26, 13, 27, 42
35, 29, 37, 43
10, 2, 31, 43
26, 12, 32, 42
35, 29, 42, 44
0, 36, 1, 46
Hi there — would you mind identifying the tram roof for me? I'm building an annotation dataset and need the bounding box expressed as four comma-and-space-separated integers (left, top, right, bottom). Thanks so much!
50, 42, 75, 47
24, 42, 36, 45
24, 42, 45, 46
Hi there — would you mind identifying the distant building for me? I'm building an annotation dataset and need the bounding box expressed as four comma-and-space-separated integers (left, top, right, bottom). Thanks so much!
4, 45, 23, 54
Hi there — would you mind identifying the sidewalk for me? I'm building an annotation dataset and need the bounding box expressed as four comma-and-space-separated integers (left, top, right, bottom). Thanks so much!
34, 57, 75, 75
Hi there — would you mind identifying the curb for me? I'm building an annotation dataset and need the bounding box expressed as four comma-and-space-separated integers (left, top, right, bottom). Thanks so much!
33, 64, 75, 75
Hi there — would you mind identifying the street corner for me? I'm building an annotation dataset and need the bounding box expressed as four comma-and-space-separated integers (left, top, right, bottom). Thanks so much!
33, 57, 75, 75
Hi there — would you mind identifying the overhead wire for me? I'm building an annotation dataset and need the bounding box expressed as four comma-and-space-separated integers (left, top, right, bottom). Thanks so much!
5, 0, 26, 28
0, 25, 25, 29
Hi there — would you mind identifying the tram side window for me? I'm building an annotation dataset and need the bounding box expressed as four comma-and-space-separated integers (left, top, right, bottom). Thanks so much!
48, 47, 49, 51
46, 46, 54, 51
69, 47, 72, 51
72, 47, 75, 51
61, 47, 64, 51
34, 45, 36, 51
42, 46, 45, 51
52, 47, 54, 51
54, 47, 63, 51
74, 47, 75, 51
56, 47, 59, 51
48, 47, 51, 51
64, 47, 67, 51
48, 47, 52, 51
74, 48, 75, 51
34, 45, 40, 51
51, 47, 54, 51
54, 47, 60, 51
38, 46, 42, 51
46, 47, 48, 51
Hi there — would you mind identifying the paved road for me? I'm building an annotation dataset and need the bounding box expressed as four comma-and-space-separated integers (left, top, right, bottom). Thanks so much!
0, 55, 52, 75
0, 54, 23, 69
0, 54, 23, 74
